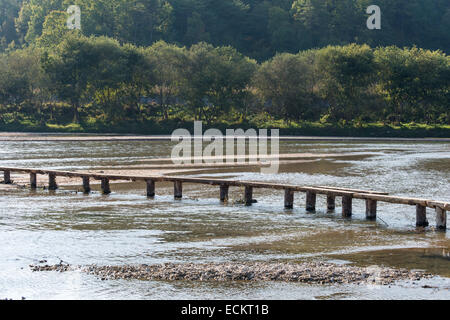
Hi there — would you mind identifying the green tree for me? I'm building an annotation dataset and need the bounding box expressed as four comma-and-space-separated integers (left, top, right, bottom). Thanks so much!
146, 41, 186, 119
316, 44, 376, 122
182, 42, 257, 124
375, 46, 450, 124
42, 34, 99, 122
0, 0, 22, 51
253, 52, 316, 122
36, 10, 77, 48
0, 47, 49, 118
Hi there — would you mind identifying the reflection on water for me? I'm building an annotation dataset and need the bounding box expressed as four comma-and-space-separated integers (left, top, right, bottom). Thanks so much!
0, 139, 449, 299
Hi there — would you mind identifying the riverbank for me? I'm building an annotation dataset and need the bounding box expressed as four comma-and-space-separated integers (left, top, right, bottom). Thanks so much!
30, 261, 434, 286
1, 120, 450, 138
1, 132, 450, 142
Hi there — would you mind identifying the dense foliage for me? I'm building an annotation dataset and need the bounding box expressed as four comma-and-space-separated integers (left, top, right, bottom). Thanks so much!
0, 37, 448, 130
1, 0, 449, 59
0, 1, 448, 134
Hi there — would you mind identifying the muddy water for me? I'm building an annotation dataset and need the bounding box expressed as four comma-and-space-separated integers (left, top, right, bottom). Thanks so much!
0, 138, 449, 299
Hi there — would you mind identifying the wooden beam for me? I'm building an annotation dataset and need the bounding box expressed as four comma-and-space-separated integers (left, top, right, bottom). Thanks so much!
317, 185, 388, 195
284, 189, 294, 209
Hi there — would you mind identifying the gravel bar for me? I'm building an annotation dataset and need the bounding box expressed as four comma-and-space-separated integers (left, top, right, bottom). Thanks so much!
30, 262, 433, 285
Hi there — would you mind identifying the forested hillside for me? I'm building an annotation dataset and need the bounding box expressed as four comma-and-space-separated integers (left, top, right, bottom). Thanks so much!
2, 0, 449, 59
0, 1, 449, 136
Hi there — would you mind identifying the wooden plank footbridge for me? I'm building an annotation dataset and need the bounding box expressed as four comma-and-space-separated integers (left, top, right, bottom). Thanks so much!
1, 167, 448, 230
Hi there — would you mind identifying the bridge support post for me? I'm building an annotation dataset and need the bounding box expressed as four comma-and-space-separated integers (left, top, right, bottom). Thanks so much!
436, 207, 447, 230
306, 191, 316, 212
30, 173, 37, 189
327, 195, 335, 212
416, 204, 428, 227
220, 184, 229, 203
244, 186, 253, 206
365, 199, 377, 220
284, 189, 294, 209
101, 178, 111, 194
174, 181, 182, 199
342, 196, 352, 217
3, 170, 11, 184
146, 180, 155, 197
48, 173, 57, 190
82, 176, 91, 193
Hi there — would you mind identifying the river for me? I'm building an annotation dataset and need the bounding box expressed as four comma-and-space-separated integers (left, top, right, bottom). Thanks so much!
0, 136, 449, 299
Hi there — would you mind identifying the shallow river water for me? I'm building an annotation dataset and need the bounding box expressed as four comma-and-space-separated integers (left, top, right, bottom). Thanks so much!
0, 137, 449, 299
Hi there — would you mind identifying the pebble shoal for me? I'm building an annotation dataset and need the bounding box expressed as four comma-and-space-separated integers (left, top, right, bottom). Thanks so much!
30, 262, 433, 285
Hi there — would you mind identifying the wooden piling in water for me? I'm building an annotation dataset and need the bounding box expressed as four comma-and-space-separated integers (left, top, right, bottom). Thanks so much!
306, 191, 316, 212
416, 204, 428, 227
101, 178, 111, 194
436, 207, 447, 230
365, 199, 377, 220
245, 186, 253, 206
284, 189, 294, 209
327, 195, 335, 211
342, 196, 352, 217
174, 181, 182, 199
82, 176, 90, 193
48, 173, 57, 190
146, 180, 155, 197
3, 170, 11, 184
220, 184, 229, 203
30, 173, 37, 189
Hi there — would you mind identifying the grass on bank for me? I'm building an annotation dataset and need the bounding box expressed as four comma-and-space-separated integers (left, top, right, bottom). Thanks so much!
1, 115, 450, 138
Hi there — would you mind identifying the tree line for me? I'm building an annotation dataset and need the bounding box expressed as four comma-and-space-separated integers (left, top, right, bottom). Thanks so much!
0, 34, 448, 131
1, 0, 449, 60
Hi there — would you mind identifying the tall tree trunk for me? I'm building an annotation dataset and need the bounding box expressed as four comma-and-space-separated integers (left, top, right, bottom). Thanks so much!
73, 103, 79, 123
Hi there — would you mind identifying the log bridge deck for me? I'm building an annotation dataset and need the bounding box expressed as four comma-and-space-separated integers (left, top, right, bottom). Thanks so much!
1, 167, 448, 230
